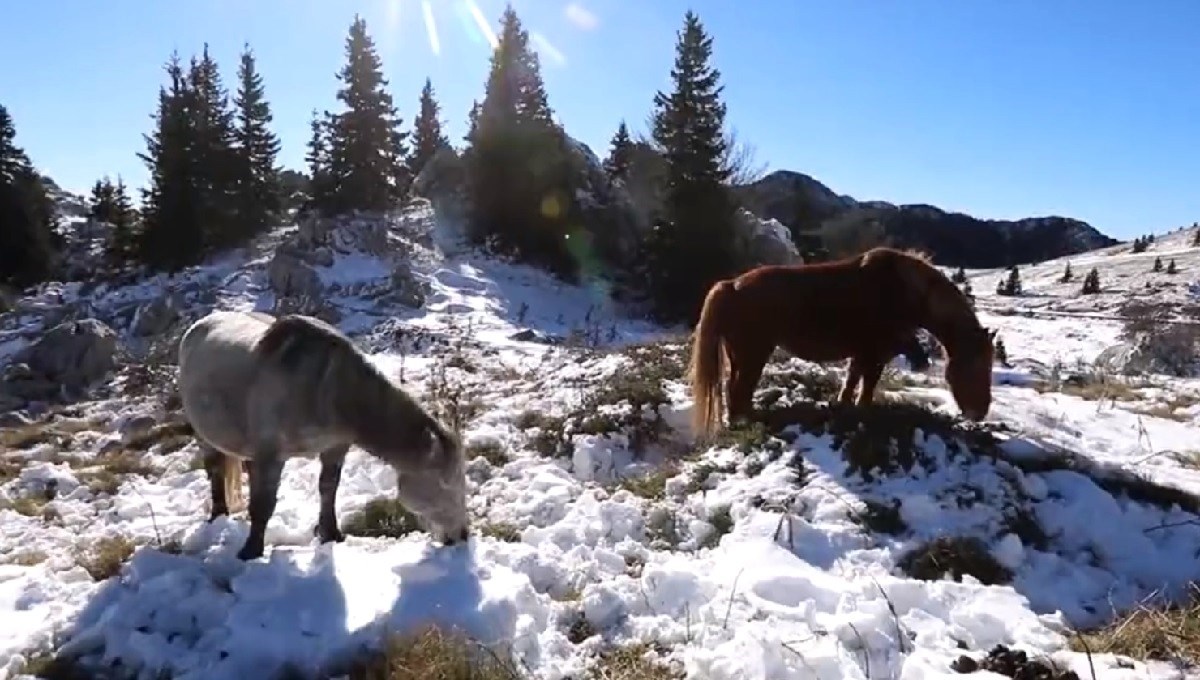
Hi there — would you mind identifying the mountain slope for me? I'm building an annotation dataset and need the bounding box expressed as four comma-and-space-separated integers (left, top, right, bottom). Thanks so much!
0, 203, 1198, 680
736, 170, 1120, 266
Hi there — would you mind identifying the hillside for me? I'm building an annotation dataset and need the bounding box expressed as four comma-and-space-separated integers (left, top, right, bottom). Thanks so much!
736, 170, 1121, 267
1, 204, 1199, 680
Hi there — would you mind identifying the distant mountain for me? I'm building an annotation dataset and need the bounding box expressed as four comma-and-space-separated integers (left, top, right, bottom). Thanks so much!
734, 170, 1119, 268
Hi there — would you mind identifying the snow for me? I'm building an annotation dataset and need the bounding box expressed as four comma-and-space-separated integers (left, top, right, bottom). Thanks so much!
2, 210, 1200, 679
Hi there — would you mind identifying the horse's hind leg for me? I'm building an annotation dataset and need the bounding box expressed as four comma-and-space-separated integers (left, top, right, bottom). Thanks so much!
727, 341, 771, 426
201, 441, 244, 520
238, 447, 286, 561
314, 445, 349, 544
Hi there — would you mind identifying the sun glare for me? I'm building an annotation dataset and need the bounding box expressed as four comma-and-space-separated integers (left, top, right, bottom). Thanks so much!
377, 0, 593, 65
421, 0, 441, 55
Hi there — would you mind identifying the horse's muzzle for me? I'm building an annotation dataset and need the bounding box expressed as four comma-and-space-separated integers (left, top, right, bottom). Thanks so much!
442, 527, 471, 546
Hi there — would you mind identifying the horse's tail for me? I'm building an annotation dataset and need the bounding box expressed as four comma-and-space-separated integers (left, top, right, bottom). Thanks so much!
222, 453, 245, 512
689, 279, 736, 439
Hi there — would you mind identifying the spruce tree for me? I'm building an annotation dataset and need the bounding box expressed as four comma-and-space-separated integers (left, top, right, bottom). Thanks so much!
1167, 258, 1177, 274
188, 45, 241, 250
0, 104, 57, 287
408, 77, 449, 180
603, 120, 634, 182
1191, 225, 1200, 248
1081, 267, 1101, 294
323, 16, 409, 213
996, 266, 1022, 296
233, 44, 282, 235
304, 109, 335, 213
1153, 256, 1162, 272
89, 177, 119, 224
138, 53, 204, 271
463, 4, 578, 277
950, 266, 966, 284
105, 177, 137, 267
640, 10, 738, 321
1059, 261, 1073, 283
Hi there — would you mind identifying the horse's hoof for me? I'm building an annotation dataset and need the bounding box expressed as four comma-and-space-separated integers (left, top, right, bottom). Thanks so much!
236, 541, 264, 561
315, 524, 345, 544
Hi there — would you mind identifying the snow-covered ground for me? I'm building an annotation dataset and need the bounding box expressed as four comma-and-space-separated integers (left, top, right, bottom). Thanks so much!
2, 211, 1200, 680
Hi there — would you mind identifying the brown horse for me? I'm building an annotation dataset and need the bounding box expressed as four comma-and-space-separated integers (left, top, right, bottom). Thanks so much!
688, 247, 996, 438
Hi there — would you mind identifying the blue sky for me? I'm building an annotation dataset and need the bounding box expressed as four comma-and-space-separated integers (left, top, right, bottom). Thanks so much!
2, 0, 1197, 239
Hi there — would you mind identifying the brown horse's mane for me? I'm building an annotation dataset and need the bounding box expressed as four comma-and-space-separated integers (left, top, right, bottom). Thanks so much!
859, 246, 983, 348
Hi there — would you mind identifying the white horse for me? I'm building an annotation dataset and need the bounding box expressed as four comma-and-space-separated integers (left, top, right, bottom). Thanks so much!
177, 310, 469, 560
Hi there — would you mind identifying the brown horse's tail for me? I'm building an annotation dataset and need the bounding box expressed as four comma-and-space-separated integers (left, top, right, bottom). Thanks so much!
222, 453, 246, 512
689, 279, 736, 439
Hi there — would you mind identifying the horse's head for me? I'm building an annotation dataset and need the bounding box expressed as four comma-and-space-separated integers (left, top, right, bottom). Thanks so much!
380, 424, 471, 546
945, 326, 996, 421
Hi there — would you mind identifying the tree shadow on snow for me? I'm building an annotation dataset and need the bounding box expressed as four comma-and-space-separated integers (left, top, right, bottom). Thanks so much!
44, 525, 353, 680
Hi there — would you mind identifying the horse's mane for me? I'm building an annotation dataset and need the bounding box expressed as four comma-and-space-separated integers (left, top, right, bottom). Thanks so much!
860, 247, 982, 337
255, 314, 449, 460
256, 314, 396, 421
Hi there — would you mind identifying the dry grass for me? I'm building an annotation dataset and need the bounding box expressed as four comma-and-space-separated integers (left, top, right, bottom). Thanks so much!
0, 415, 100, 450
0, 494, 49, 517
897, 535, 1013, 586
17, 651, 93, 680
587, 643, 684, 680
1071, 584, 1200, 669
2, 548, 49, 566
477, 521, 522, 543
345, 625, 521, 680
1129, 392, 1200, 422
74, 535, 136, 581
1169, 451, 1200, 470
121, 418, 194, 454
617, 466, 677, 501
343, 497, 422, 538
467, 440, 509, 467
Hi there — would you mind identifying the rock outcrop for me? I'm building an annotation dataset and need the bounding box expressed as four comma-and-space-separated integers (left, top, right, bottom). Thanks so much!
1, 319, 120, 411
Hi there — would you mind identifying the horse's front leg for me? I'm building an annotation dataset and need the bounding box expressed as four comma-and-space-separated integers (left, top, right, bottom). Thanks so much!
838, 359, 863, 404
855, 360, 887, 406
237, 446, 285, 561
313, 445, 349, 544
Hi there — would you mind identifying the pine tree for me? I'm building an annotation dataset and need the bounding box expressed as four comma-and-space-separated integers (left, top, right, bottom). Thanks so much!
1081, 267, 1101, 294
105, 176, 137, 267
1058, 261, 1072, 283
1153, 256, 1163, 272
996, 265, 1022, 296
304, 109, 334, 213
603, 120, 634, 182
322, 15, 409, 213
1167, 258, 1177, 274
640, 10, 738, 321
950, 266, 967, 284
233, 44, 282, 236
137, 53, 205, 270
188, 45, 241, 250
89, 177, 119, 224
463, 4, 579, 277
408, 77, 449, 180
0, 104, 58, 286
